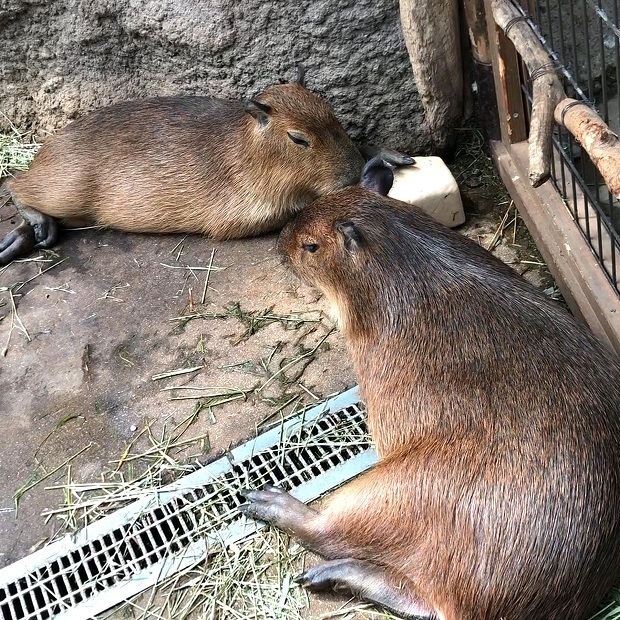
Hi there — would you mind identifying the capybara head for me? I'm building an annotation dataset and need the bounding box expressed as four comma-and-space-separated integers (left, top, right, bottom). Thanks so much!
244, 71, 364, 198
278, 156, 423, 330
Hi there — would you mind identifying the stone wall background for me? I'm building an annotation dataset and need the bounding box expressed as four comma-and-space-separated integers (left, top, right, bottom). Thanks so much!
0, 0, 430, 153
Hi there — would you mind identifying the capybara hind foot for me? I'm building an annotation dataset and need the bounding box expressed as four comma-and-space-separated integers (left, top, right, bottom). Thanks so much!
0, 222, 35, 265
297, 558, 436, 620
239, 485, 319, 537
16, 203, 60, 249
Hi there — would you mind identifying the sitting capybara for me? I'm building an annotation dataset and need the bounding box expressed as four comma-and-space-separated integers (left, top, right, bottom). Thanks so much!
241, 157, 620, 619
0, 69, 410, 264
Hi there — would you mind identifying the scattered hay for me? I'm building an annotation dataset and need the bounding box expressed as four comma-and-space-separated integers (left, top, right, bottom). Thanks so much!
0, 123, 39, 178
37, 397, 393, 620
13, 443, 92, 518
449, 125, 508, 205
152, 365, 205, 381
98, 530, 310, 620
257, 329, 334, 393
222, 302, 323, 344
156, 305, 335, 430
0, 256, 68, 355
169, 303, 322, 337
43, 412, 209, 529
201, 247, 217, 304
486, 201, 515, 251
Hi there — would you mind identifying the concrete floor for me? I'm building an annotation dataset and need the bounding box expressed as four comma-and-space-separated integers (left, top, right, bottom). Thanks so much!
0, 192, 553, 616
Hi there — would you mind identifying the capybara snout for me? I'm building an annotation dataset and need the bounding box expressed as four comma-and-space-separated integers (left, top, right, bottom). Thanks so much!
0, 72, 365, 264
244, 158, 620, 620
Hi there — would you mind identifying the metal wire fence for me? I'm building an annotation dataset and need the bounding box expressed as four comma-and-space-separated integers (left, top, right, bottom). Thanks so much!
520, 0, 620, 294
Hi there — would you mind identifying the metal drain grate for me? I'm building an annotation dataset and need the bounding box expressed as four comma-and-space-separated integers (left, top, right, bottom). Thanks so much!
0, 387, 377, 620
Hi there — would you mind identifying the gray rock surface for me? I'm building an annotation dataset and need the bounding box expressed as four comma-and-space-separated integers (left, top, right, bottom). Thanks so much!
0, 0, 430, 153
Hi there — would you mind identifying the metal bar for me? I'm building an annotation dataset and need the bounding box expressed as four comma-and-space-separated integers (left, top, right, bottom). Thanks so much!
0, 388, 376, 620
544, 0, 554, 51
555, 0, 568, 68
582, 0, 595, 99
597, 0, 610, 123
585, 0, 620, 39
597, 205, 604, 264
612, 221, 618, 284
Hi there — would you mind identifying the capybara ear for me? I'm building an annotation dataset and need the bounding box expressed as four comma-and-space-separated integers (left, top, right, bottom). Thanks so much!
244, 100, 272, 127
360, 156, 394, 196
294, 64, 306, 87
336, 221, 363, 252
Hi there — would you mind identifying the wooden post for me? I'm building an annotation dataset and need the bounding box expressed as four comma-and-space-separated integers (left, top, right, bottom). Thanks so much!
483, 0, 527, 145
399, 0, 465, 153
462, 0, 501, 140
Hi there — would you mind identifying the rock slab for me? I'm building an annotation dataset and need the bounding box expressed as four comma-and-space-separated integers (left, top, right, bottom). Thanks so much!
389, 156, 466, 228
0, 0, 431, 153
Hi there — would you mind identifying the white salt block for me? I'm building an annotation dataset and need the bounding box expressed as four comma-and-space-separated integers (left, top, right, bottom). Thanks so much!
388, 156, 465, 228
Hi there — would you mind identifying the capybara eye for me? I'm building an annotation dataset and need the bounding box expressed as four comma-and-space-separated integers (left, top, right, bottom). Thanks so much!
301, 242, 319, 253
288, 131, 311, 148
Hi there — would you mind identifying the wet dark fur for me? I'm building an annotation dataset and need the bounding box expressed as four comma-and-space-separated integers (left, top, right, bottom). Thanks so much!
243, 185, 620, 620
0, 81, 364, 263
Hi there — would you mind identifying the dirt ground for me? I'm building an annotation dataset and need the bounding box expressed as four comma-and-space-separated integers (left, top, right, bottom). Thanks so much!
0, 146, 555, 617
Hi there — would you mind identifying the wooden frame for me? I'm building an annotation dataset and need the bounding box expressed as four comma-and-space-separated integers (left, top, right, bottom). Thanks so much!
491, 141, 620, 351
479, 0, 620, 352
483, 0, 527, 145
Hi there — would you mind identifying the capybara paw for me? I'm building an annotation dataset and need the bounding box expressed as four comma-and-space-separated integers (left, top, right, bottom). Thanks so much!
32, 217, 59, 248
360, 144, 415, 167
238, 485, 313, 531
378, 147, 415, 167
296, 563, 351, 594
0, 223, 36, 265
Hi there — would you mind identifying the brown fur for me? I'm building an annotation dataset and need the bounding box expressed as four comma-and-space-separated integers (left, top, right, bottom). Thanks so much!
5, 83, 363, 241
274, 188, 620, 619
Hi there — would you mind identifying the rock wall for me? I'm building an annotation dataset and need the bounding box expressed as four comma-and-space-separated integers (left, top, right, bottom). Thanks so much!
0, 0, 431, 153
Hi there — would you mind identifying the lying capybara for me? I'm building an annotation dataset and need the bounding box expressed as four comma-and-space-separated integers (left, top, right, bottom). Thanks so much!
1, 69, 410, 265
241, 157, 620, 619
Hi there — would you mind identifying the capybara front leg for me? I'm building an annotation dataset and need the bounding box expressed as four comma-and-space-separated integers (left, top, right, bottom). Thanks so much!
298, 558, 436, 620
240, 486, 437, 618
239, 485, 323, 548
0, 221, 36, 265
